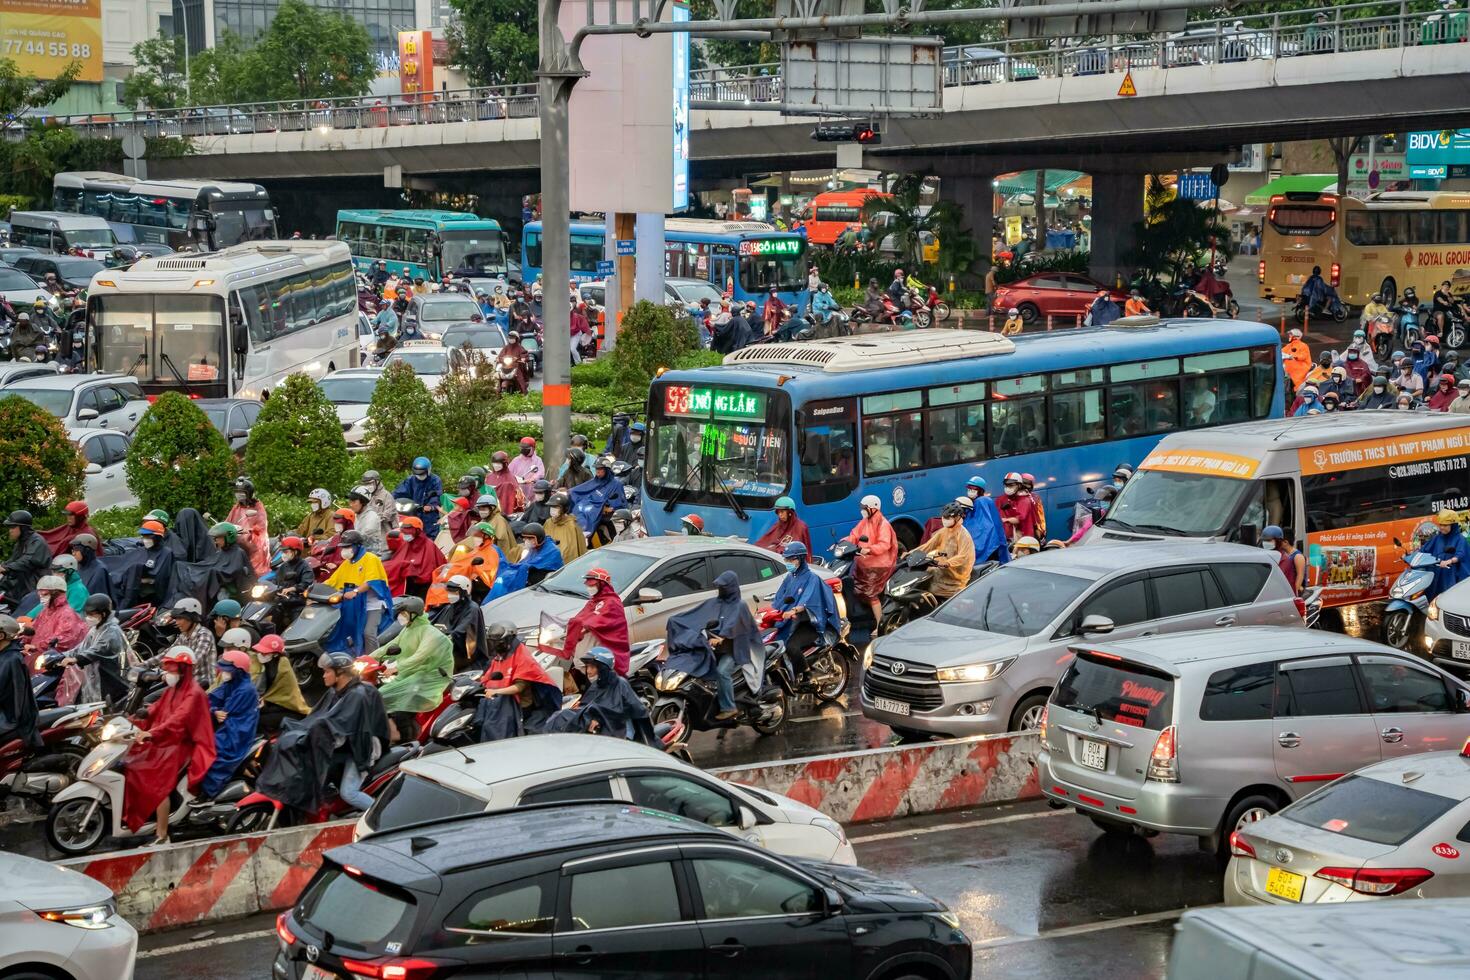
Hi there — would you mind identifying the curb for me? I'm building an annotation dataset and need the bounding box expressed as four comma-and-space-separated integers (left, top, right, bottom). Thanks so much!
67, 731, 1039, 934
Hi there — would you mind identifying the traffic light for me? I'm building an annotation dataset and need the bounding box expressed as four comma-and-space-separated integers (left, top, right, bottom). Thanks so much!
810, 123, 880, 144
855, 126, 879, 145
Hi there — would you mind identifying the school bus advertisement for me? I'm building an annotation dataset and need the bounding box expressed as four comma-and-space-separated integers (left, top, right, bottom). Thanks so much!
0, 0, 103, 84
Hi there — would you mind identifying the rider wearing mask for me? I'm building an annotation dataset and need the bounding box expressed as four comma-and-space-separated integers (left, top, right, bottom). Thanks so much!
28, 574, 86, 660
250, 634, 308, 734
472, 492, 520, 561
210, 598, 257, 647
916, 502, 977, 598
770, 542, 840, 671
201, 649, 260, 798
1262, 525, 1307, 596
1450, 378, 1470, 414
521, 479, 554, 526
1339, 347, 1373, 390
996, 472, 1040, 541
811, 282, 839, 323
393, 457, 444, 538
1281, 327, 1312, 393
614, 423, 645, 466
546, 647, 655, 741
569, 455, 629, 533
296, 489, 336, 544
114, 520, 173, 610
1392, 353, 1425, 399
496, 524, 563, 594
668, 572, 760, 722
359, 470, 399, 531
755, 496, 813, 554
963, 477, 1010, 564
0, 616, 39, 750
38, 501, 97, 558
228, 477, 271, 578
347, 486, 387, 555
1355, 373, 1396, 410
544, 493, 587, 563
509, 437, 545, 502
1001, 307, 1024, 337
1292, 385, 1322, 417
1361, 291, 1390, 325
846, 495, 898, 631
485, 451, 525, 515
430, 574, 486, 670
2, 511, 51, 603
1422, 509, 1470, 601
272, 536, 315, 629
65, 594, 128, 708
500, 331, 532, 394
121, 648, 216, 843
1430, 373, 1459, 412
69, 534, 112, 601
325, 530, 393, 656
562, 567, 630, 674
477, 623, 563, 737
377, 595, 454, 743
34, 553, 87, 614
558, 446, 593, 490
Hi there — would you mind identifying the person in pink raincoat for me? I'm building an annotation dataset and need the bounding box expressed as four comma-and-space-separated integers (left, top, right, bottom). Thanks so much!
227, 477, 271, 577
508, 436, 546, 504
845, 494, 897, 632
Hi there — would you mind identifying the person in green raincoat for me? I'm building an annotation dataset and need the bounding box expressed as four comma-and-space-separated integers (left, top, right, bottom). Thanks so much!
377, 595, 453, 743
29, 554, 88, 615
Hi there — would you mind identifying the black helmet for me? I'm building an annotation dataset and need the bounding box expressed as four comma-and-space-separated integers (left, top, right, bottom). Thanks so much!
941, 502, 964, 519
548, 492, 569, 509
533, 478, 551, 495
5, 510, 33, 528
339, 530, 364, 547
82, 594, 113, 617
520, 522, 546, 542
396, 595, 425, 617
613, 507, 633, 525
457, 475, 479, 495
486, 621, 517, 655
234, 476, 255, 497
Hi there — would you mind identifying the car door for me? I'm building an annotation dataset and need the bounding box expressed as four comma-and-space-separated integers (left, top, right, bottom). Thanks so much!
1068, 572, 1155, 641
1272, 656, 1383, 792
89, 433, 132, 510
431, 871, 559, 977
95, 384, 136, 432
684, 847, 851, 980
553, 850, 704, 980
707, 550, 786, 610
628, 556, 712, 643
1059, 275, 1096, 315
225, 404, 249, 451
1145, 566, 1238, 635
80, 433, 109, 502
618, 769, 755, 837
1355, 654, 1464, 757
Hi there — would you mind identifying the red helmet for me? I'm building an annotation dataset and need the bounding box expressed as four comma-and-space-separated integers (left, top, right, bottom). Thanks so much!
520, 436, 537, 447
280, 535, 304, 551
253, 634, 285, 655
584, 567, 612, 585
218, 650, 252, 673
683, 514, 705, 532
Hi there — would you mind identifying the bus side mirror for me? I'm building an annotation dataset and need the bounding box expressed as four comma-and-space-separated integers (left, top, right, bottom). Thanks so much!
1239, 524, 1260, 548
232, 322, 248, 357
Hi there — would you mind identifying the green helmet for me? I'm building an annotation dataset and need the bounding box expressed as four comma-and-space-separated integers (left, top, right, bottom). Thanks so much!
146, 508, 170, 526
209, 522, 239, 547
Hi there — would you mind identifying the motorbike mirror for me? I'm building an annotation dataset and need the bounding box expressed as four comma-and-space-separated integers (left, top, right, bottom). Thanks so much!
1238, 523, 1260, 548
1079, 614, 1115, 635
471, 557, 485, 566
738, 805, 758, 831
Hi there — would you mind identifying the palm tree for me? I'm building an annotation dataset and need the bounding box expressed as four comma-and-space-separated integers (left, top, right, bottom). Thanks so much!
860, 173, 970, 276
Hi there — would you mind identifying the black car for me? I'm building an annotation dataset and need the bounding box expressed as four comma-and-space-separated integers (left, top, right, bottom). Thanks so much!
196, 397, 263, 453
11, 254, 106, 290
274, 802, 970, 980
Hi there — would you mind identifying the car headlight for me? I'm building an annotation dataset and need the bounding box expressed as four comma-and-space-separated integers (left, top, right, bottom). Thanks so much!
936, 658, 1015, 684
811, 814, 846, 844
930, 909, 961, 931
862, 643, 875, 670
39, 900, 115, 929
1429, 599, 1440, 621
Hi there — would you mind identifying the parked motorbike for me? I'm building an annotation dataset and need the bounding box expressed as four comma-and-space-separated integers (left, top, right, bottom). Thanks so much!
1382, 547, 1440, 650
650, 622, 788, 737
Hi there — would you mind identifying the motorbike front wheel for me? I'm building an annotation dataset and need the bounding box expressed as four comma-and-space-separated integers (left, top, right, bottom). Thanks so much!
912, 309, 933, 329
226, 802, 280, 835
932, 302, 952, 322
46, 797, 109, 855
1449, 322, 1467, 350
1226, 299, 1241, 319
810, 651, 850, 703
1382, 608, 1419, 651
650, 699, 687, 733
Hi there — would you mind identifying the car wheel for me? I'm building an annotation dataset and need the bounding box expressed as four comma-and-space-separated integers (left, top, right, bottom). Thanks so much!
1217, 793, 1279, 859
1018, 302, 1041, 324
1009, 692, 1050, 732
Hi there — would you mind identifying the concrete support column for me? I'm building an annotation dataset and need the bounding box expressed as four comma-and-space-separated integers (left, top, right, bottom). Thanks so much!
633, 213, 666, 306
935, 170, 996, 288
1089, 171, 1146, 291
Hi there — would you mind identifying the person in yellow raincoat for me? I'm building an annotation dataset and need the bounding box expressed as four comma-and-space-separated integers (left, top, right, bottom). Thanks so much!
544, 492, 587, 563
427, 522, 501, 607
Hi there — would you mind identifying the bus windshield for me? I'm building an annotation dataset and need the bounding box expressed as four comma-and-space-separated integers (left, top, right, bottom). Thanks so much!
65, 229, 116, 248
441, 231, 505, 276
525, 231, 604, 276
1104, 468, 1254, 537
739, 241, 805, 294
93, 293, 226, 386
647, 385, 791, 505
211, 203, 276, 244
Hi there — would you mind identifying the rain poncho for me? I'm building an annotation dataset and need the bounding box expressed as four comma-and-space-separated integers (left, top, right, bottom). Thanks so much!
426, 537, 499, 606
754, 514, 812, 554
484, 468, 524, 515
917, 521, 976, 597
476, 643, 562, 735
24, 568, 87, 616
509, 450, 545, 501
122, 674, 216, 830
383, 529, 446, 596
38, 503, 97, 558
110, 540, 175, 609
393, 471, 444, 537
568, 472, 628, 532
325, 546, 394, 656
70, 615, 129, 707
544, 513, 587, 563
379, 613, 454, 713
172, 538, 255, 608
486, 540, 563, 600
0, 639, 39, 749
252, 652, 310, 716
1, 526, 50, 601
1421, 523, 1470, 598
965, 496, 1011, 564
201, 667, 260, 797
228, 499, 272, 578
666, 571, 761, 689
431, 592, 488, 669
172, 509, 214, 562
257, 679, 388, 813
544, 663, 654, 743
563, 581, 631, 674
846, 510, 898, 601
30, 592, 86, 656
295, 506, 337, 544
480, 510, 521, 563
770, 561, 840, 643
73, 539, 115, 604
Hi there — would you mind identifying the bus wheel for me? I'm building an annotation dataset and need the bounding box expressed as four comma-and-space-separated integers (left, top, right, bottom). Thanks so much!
892, 520, 921, 553
1379, 277, 1397, 309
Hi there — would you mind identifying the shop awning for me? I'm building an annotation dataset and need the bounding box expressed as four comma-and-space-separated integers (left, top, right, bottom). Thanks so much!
1244, 174, 1338, 206
994, 170, 1086, 196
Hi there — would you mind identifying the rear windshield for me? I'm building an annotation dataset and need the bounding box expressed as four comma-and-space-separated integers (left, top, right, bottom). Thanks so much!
1283, 775, 1457, 846
296, 865, 417, 954
930, 565, 1089, 637
364, 773, 487, 833
1053, 653, 1176, 730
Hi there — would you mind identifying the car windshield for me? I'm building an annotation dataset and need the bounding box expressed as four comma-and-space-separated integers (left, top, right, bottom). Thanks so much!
1104, 469, 1254, 537
7, 386, 72, 417
738, 241, 805, 294
92, 293, 226, 386
295, 865, 417, 955
1282, 775, 1459, 846
929, 565, 1089, 637
442, 325, 507, 349
672, 281, 724, 305
388, 351, 447, 374
318, 376, 380, 405
420, 297, 481, 321
55, 258, 104, 279
539, 548, 657, 597
0, 268, 37, 290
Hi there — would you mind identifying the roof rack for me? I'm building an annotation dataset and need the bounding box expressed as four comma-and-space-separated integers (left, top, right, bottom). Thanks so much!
722, 328, 1015, 373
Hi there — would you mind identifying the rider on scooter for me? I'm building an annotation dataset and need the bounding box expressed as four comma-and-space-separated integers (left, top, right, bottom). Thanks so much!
1420, 509, 1470, 601
769, 542, 840, 682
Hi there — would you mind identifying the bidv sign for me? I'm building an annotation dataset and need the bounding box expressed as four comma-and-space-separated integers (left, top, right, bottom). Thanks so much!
1407, 130, 1470, 167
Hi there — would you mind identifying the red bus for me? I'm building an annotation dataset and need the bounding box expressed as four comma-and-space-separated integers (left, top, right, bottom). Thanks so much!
805, 189, 889, 247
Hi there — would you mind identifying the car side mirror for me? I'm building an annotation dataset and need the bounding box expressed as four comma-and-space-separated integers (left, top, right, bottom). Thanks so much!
1238, 523, 1260, 548
76, 408, 98, 421
636, 588, 663, 604
1458, 688, 1470, 714
1079, 614, 1115, 635
232, 321, 249, 357
821, 887, 845, 916
228, 428, 248, 440
84, 462, 102, 475
738, 805, 757, 831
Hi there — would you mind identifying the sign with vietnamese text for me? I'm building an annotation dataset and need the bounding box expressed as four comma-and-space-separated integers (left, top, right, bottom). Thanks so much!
663, 384, 768, 421
0, 0, 102, 83
1297, 428, 1470, 476
596, 260, 614, 276
738, 238, 803, 258
1175, 172, 1219, 201
1139, 448, 1260, 479
615, 239, 636, 256
398, 30, 434, 102
671, 0, 690, 212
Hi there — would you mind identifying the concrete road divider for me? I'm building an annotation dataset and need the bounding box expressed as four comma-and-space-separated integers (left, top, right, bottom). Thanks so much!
68, 731, 1040, 934
712, 731, 1041, 823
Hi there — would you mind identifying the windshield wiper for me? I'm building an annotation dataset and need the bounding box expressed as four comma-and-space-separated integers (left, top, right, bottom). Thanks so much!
158, 352, 189, 386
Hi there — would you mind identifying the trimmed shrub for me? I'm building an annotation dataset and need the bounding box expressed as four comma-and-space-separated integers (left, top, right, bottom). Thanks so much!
125, 392, 237, 516
362, 360, 442, 472
0, 395, 85, 518
243, 372, 352, 497
435, 354, 504, 450
611, 300, 698, 392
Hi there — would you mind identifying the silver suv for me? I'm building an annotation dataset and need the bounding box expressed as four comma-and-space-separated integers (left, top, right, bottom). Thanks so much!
860, 543, 1303, 737
1038, 627, 1470, 856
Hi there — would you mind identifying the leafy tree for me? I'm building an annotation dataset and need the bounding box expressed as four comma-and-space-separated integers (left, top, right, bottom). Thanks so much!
447, 0, 537, 86
1126, 176, 1234, 284
363, 361, 443, 472
0, 396, 83, 517
612, 301, 698, 392
860, 173, 969, 276
436, 355, 505, 450
243, 372, 352, 497
255, 0, 375, 101
121, 34, 190, 110
1326, 136, 1364, 202
0, 57, 81, 132
125, 393, 237, 517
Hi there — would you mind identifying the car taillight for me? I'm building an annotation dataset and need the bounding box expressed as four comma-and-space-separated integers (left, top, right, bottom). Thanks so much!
1146, 725, 1178, 783
1293, 597, 1307, 620
1314, 866, 1433, 896
341, 957, 455, 980
1329, 262, 1340, 286
1257, 260, 1265, 283
275, 912, 296, 947
1228, 831, 1256, 859
1038, 704, 1049, 741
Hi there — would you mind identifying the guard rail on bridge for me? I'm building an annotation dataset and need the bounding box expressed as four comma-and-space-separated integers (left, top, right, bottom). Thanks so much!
16, 0, 1464, 141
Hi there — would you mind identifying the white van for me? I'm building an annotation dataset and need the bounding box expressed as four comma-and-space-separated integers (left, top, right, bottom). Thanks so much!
7, 211, 116, 255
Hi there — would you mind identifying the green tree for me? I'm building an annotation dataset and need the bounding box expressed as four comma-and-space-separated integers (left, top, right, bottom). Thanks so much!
0, 396, 83, 517
860, 173, 970, 276
0, 56, 82, 132
447, 0, 537, 86
255, 0, 375, 101
1126, 176, 1234, 284
611, 301, 698, 392
436, 355, 505, 450
121, 33, 190, 110
363, 360, 443, 472
243, 372, 352, 497
125, 392, 238, 517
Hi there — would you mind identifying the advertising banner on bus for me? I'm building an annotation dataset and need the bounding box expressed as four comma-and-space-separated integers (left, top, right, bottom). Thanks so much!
0, 0, 102, 83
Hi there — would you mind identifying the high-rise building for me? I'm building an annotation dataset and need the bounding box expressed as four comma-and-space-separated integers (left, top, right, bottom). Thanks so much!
172, 0, 433, 57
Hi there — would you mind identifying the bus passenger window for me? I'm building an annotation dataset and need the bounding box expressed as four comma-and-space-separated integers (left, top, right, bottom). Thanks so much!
926, 404, 985, 466
1108, 381, 1178, 437
798, 421, 857, 505
988, 396, 1046, 456
404, 228, 429, 265
863, 415, 920, 475
1251, 347, 1277, 418
381, 226, 405, 261
1050, 389, 1104, 447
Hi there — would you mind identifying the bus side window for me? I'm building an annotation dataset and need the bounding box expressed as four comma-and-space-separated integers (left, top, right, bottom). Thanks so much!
798, 420, 857, 505
404, 228, 429, 267
1239, 479, 1296, 543
988, 396, 1047, 456
381, 226, 405, 262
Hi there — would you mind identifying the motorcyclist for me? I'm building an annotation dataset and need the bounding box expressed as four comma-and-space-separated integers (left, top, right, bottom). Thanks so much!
1361, 291, 1391, 325
769, 542, 840, 672
544, 647, 655, 741
509, 436, 546, 502
472, 492, 520, 561
201, 650, 260, 798
359, 469, 399, 531
755, 496, 812, 554
498, 331, 531, 394
39, 501, 97, 557
997, 471, 1041, 542
0, 615, 39, 749
228, 477, 271, 578
1392, 354, 1425, 400
377, 595, 453, 742
30, 553, 86, 614
558, 447, 592, 490
1056, 485, 1117, 547
1, 510, 50, 605
543, 492, 587, 563
113, 520, 174, 610
393, 457, 444, 538
681, 514, 705, 536
9, 313, 43, 356
325, 530, 393, 656
429, 574, 486, 670
384, 516, 445, 600
1086, 290, 1121, 327
864, 278, 884, 317
569, 455, 629, 533
1262, 525, 1307, 595
1430, 373, 1460, 411
1339, 346, 1373, 390
846, 495, 898, 631
614, 422, 645, 466
1001, 307, 1024, 337
210, 598, 259, 646
963, 477, 1010, 564
271, 535, 314, 623
562, 567, 630, 674
476, 622, 563, 737
64, 594, 128, 708
120, 647, 216, 843
485, 450, 525, 515
250, 634, 308, 735
1281, 327, 1312, 393
1421, 509, 1470, 600
296, 488, 336, 544
668, 571, 760, 722
1355, 373, 1397, 410
206, 522, 257, 599
27, 574, 85, 659
1300, 266, 1328, 308
521, 479, 555, 526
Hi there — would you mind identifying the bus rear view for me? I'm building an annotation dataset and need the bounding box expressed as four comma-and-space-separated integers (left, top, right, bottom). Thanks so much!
1259, 192, 1339, 303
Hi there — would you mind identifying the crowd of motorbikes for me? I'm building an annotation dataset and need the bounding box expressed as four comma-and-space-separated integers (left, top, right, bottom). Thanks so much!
848, 279, 953, 331
0, 292, 86, 368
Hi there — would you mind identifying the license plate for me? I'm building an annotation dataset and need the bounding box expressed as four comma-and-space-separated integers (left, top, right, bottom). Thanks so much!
873, 696, 910, 716
1453, 641, 1470, 661
1288, 274, 1304, 284
1265, 866, 1306, 902
1080, 738, 1108, 771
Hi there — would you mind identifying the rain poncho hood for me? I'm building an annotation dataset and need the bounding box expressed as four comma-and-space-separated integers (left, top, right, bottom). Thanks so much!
38, 503, 97, 557
965, 495, 1011, 564
771, 560, 840, 642
568, 471, 628, 532
666, 571, 761, 688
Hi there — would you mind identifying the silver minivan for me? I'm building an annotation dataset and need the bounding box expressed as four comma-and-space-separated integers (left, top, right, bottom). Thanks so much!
1038, 627, 1470, 855
860, 542, 1303, 737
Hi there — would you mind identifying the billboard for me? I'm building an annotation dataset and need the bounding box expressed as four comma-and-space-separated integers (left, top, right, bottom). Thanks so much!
1407, 129, 1470, 177
397, 30, 434, 101
671, 0, 689, 212
0, 0, 103, 83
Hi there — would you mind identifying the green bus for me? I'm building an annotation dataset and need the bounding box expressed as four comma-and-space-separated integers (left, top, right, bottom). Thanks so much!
334, 209, 508, 282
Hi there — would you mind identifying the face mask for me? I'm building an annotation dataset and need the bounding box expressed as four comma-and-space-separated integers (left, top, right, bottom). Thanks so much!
466, 536, 483, 549
339, 547, 354, 560
415, 472, 428, 482
522, 539, 537, 551
520, 446, 533, 456
550, 506, 564, 517
1348, 353, 1358, 361
446, 590, 461, 603
217, 669, 234, 683
492, 462, 505, 472
966, 488, 980, 499
310, 501, 321, 512
143, 537, 157, 549
398, 613, 412, 627
1005, 485, 1019, 496
86, 615, 102, 627
942, 517, 956, 528
1262, 540, 1278, 550
630, 434, 642, 444
785, 561, 799, 573
258, 653, 274, 664
402, 533, 415, 543
1375, 384, 1386, 391
333, 524, 346, 535
163, 673, 180, 688
478, 507, 492, 519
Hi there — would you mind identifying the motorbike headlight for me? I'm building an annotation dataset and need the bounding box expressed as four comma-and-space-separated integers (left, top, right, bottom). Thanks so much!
80, 754, 111, 781
1429, 600, 1441, 621
936, 658, 1015, 684
888, 582, 913, 597
450, 684, 471, 700
33, 653, 45, 672
100, 718, 131, 741
439, 715, 472, 737
655, 671, 687, 692
39, 900, 115, 930
251, 584, 268, 599
1390, 585, 1406, 599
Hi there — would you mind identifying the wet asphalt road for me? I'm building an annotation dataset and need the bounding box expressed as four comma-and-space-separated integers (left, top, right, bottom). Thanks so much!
130, 801, 1223, 980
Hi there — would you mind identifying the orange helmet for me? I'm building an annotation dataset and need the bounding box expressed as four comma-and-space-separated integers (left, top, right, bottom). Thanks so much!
399, 515, 424, 532
333, 508, 356, 526
584, 567, 611, 585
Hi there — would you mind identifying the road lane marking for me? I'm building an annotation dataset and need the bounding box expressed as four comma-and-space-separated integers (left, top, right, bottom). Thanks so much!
972, 905, 1218, 949
138, 927, 275, 959
787, 708, 864, 725
850, 807, 1065, 843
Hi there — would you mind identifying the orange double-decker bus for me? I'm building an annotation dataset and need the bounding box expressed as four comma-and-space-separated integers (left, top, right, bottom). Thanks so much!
805, 189, 889, 247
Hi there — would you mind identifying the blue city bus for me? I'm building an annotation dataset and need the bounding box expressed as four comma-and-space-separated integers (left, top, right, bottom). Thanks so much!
641, 319, 1286, 550
335, 209, 508, 281
520, 217, 809, 313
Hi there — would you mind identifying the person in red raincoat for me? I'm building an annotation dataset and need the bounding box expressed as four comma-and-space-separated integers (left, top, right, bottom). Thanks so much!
228, 477, 271, 577
384, 516, 447, 598
38, 501, 98, 557
753, 496, 812, 555
446, 496, 475, 545
561, 567, 631, 675
845, 494, 897, 631
484, 451, 525, 515
122, 648, 216, 842
26, 576, 86, 663
995, 471, 1040, 542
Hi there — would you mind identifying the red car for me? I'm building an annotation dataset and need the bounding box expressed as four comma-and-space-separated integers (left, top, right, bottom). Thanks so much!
993, 273, 1128, 324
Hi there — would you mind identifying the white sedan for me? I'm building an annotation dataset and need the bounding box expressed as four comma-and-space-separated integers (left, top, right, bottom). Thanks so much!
76, 428, 136, 512
0, 851, 137, 980
383, 340, 468, 392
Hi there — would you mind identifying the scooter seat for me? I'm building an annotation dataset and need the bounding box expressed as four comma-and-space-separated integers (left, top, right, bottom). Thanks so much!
35, 706, 72, 729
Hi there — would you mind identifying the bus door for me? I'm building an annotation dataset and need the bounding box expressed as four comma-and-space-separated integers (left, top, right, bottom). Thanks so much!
710, 254, 736, 297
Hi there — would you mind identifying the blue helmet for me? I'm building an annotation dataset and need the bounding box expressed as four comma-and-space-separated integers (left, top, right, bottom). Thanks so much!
579, 646, 617, 675
630, 421, 646, 433
775, 495, 796, 511
966, 475, 986, 490
782, 541, 808, 560
1262, 525, 1284, 541
412, 456, 431, 475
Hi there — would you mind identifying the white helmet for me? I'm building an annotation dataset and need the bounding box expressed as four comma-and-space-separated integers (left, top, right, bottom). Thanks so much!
447, 574, 473, 593
220, 627, 253, 650
37, 575, 66, 592
860, 494, 881, 510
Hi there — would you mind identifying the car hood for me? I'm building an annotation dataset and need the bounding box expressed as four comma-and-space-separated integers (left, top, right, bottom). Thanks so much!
480, 586, 588, 628
1435, 577, 1470, 616
333, 403, 369, 424
874, 617, 1032, 668
6, 853, 115, 911
794, 859, 944, 913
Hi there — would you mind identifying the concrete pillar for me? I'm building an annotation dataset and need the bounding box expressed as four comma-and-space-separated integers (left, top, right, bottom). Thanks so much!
633, 213, 666, 306
937, 170, 996, 287
1089, 172, 1146, 291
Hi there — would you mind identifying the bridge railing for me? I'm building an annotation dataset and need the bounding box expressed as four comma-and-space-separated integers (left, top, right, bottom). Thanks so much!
18, 0, 1463, 138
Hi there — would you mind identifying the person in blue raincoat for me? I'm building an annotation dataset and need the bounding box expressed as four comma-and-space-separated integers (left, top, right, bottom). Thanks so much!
962, 476, 1010, 564
1421, 508, 1470, 599
483, 524, 564, 601
393, 456, 444, 538
201, 650, 260, 797
1086, 291, 1120, 327
568, 455, 628, 532
664, 570, 759, 721
770, 541, 839, 651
